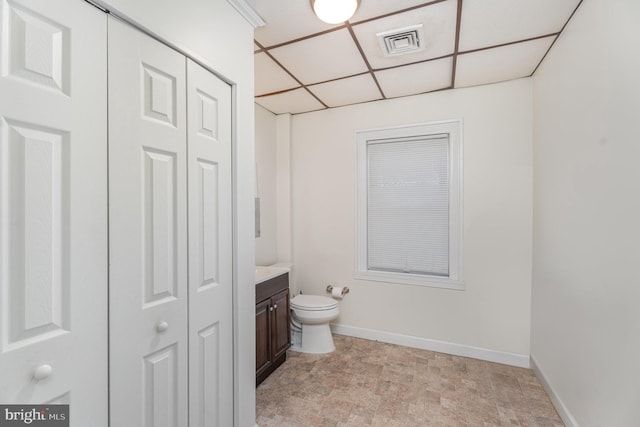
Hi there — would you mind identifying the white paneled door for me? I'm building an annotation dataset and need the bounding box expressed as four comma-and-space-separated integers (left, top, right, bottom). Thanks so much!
108, 16, 189, 427
109, 17, 233, 427
0, 0, 108, 424
186, 59, 233, 427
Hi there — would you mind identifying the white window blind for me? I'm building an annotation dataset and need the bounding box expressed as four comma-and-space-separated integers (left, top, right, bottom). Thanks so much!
367, 135, 450, 276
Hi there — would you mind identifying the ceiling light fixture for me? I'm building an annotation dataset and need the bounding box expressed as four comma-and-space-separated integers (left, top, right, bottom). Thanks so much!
311, 0, 359, 25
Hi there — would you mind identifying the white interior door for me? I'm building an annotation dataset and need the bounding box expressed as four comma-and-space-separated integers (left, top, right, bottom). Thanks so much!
0, 0, 108, 424
186, 59, 233, 427
108, 16, 188, 427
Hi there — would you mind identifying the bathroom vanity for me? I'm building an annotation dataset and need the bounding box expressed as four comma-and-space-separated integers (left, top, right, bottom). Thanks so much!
255, 268, 291, 385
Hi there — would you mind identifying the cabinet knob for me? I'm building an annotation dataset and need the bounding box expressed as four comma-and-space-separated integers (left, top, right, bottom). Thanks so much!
273, 304, 278, 310
33, 364, 52, 381
269, 306, 274, 312
156, 321, 169, 332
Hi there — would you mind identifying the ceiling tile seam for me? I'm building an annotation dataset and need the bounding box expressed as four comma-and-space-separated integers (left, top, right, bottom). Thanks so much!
350, 0, 449, 27
305, 96, 386, 112
373, 53, 454, 73
254, 0, 448, 53
386, 85, 451, 101
255, 45, 327, 108
255, 53, 453, 99
345, 22, 386, 99
290, 109, 323, 116
302, 86, 329, 109
289, 103, 327, 116
255, 81, 301, 97
256, 25, 347, 51
306, 71, 372, 88
254, 42, 329, 108
255, 34, 564, 74
530, 36, 558, 77
531, 0, 584, 76
450, 0, 463, 89
257, 71, 375, 98
459, 32, 560, 56
257, 46, 305, 89
256, 52, 456, 98
260, 81, 454, 117
255, 87, 302, 98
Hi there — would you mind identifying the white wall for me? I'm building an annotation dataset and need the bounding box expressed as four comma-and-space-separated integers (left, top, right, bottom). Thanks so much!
255, 106, 293, 266
275, 114, 293, 263
531, 0, 640, 425
93, 1, 257, 425
290, 79, 533, 360
255, 104, 278, 265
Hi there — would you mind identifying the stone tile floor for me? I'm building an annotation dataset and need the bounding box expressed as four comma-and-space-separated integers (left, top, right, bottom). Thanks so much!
256, 335, 564, 426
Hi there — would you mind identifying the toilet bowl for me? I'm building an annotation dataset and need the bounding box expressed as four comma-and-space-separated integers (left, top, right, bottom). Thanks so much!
290, 294, 339, 354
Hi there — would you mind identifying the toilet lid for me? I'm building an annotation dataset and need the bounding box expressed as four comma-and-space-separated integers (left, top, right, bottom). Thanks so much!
290, 295, 337, 311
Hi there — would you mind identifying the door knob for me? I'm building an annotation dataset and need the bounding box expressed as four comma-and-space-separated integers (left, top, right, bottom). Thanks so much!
33, 364, 52, 381
156, 321, 169, 332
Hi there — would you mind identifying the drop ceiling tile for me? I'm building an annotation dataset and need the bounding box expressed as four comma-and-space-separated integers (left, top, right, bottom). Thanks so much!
351, 0, 437, 22
455, 36, 555, 88
250, 0, 342, 47
352, 0, 457, 69
269, 29, 368, 85
459, 0, 580, 51
375, 57, 453, 99
254, 52, 299, 96
249, 0, 585, 115
255, 88, 325, 115
308, 74, 382, 108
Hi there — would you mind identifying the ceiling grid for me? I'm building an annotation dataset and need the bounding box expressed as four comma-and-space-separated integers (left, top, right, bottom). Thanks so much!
251, 0, 583, 115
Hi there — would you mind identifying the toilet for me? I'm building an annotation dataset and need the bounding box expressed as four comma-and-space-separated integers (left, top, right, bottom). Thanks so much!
290, 294, 339, 354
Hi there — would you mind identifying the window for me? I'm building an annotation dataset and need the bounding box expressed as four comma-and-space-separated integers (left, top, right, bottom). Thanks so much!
355, 120, 463, 289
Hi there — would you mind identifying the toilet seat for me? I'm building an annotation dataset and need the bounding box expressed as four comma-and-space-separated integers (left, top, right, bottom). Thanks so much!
290, 295, 337, 311
290, 294, 339, 354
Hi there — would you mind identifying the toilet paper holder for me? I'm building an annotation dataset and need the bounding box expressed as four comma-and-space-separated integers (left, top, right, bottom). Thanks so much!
326, 285, 349, 296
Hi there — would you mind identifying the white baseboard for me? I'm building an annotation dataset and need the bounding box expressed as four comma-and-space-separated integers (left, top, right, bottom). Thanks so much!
530, 355, 579, 427
331, 323, 530, 368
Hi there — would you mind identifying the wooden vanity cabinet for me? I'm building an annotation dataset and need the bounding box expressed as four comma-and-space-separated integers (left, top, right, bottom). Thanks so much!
256, 273, 291, 385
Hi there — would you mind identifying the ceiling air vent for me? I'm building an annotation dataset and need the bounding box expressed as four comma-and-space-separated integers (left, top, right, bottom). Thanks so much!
377, 24, 425, 57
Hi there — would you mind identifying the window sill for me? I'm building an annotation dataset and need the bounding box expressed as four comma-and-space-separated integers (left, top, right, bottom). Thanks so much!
353, 270, 465, 290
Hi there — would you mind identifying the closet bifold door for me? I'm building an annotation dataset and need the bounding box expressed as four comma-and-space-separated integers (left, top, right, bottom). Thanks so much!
186, 60, 233, 427
0, 0, 108, 424
108, 16, 188, 427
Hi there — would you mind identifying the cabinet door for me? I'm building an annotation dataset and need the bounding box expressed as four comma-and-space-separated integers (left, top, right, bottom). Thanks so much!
255, 299, 272, 377
271, 289, 291, 362
0, 0, 108, 423
108, 17, 188, 427
186, 59, 233, 427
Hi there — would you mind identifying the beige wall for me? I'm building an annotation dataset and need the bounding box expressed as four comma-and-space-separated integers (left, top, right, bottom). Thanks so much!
532, 0, 640, 425
289, 79, 533, 360
255, 104, 278, 265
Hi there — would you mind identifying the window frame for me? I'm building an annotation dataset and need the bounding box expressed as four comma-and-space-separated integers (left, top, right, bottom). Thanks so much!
354, 120, 464, 290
